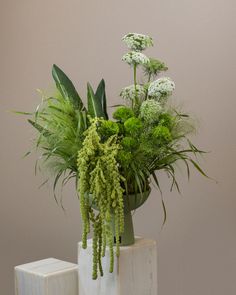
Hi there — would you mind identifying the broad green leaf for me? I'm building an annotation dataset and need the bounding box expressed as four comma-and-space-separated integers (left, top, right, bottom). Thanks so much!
87, 83, 105, 118
52, 64, 84, 110
95, 79, 108, 119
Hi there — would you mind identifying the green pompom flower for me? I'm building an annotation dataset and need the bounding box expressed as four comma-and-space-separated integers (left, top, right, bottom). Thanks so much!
113, 106, 134, 122
152, 125, 172, 143
140, 99, 163, 123
121, 137, 138, 150
99, 120, 119, 138
158, 113, 174, 129
117, 150, 133, 166
124, 117, 143, 134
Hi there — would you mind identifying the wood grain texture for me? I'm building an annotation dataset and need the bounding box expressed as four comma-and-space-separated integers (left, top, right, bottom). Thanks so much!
15, 258, 78, 295
78, 237, 157, 295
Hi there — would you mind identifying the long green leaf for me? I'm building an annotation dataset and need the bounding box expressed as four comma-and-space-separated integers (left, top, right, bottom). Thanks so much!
189, 159, 209, 178
95, 79, 108, 119
11, 111, 33, 115
53, 170, 63, 206
52, 64, 84, 110
161, 199, 167, 227
151, 172, 162, 194
151, 172, 166, 226
87, 83, 104, 118
76, 110, 87, 135
28, 119, 51, 137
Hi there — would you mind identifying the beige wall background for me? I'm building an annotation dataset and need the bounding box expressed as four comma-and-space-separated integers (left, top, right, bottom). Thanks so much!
1, 0, 236, 294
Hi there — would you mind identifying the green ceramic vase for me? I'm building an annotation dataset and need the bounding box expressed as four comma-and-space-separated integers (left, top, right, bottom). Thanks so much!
89, 189, 151, 246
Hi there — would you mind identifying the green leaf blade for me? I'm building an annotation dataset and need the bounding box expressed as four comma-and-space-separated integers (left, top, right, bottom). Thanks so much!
52, 64, 84, 110
95, 79, 108, 119
87, 83, 105, 118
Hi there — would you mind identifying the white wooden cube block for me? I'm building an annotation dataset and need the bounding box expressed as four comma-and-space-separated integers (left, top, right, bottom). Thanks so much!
78, 237, 157, 295
15, 258, 78, 295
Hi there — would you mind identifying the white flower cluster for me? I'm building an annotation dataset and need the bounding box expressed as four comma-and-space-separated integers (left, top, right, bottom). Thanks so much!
122, 33, 153, 51
148, 77, 175, 100
120, 84, 146, 100
122, 51, 149, 66
140, 99, 163, 123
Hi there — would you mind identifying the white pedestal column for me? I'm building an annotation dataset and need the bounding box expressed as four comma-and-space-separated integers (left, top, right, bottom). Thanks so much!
78, 237, 157, 295
15, 258, 78, 295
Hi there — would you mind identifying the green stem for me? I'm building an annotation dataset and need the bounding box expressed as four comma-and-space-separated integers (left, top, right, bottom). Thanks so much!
145, 73, 152, 100
133, 64, 138, 107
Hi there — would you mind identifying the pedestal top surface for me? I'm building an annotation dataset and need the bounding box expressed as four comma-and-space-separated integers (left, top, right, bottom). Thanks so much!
15, 258, 77, 275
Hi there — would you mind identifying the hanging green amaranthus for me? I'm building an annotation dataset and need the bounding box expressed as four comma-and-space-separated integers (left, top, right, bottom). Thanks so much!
77, 118, 125, 279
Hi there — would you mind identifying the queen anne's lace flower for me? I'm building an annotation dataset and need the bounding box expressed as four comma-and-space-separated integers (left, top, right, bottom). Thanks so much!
140, 99, 163, 123
122, 52, 149, 66
120, 84, 146, 100
148, 77, 175, 100
122, 33, 153, 51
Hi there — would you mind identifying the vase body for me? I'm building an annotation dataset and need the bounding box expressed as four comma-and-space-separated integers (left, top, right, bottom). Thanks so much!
111, 208, 135, 246
90, 189, 151, 246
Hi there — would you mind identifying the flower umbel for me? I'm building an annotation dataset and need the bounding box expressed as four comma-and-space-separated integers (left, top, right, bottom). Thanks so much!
122, 33, 153, 51
122, 52, 150, 66
148, 77, 175, 101
120, 84, 146, 101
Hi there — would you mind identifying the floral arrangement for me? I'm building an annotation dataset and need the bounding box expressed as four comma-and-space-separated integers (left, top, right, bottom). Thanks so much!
21, 33, 206, 279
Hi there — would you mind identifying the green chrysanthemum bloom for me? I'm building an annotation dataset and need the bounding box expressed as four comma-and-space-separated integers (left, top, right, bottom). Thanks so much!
113, 106, 134, 122
158, 113, 174, 129
124, 117, 143, 134
117, 150, 133, 166
99, 120, 119, 137
140, 99, 163, 123
159, 113, 174, 129
121, 136, 138, 150
120, 84, 146, 101
122, 51, 150, 66
122, 33, 153, 51
148, 77, 175, 101
152, 125, 172, 143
